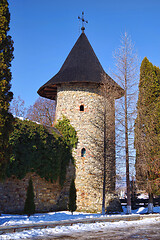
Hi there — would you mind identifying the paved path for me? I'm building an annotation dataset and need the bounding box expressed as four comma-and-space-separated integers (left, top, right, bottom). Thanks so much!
32, 221, 160, 240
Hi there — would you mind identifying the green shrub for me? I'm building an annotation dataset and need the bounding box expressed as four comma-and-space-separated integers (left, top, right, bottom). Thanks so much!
24, 178, 35, 216
69, 179, 77, 214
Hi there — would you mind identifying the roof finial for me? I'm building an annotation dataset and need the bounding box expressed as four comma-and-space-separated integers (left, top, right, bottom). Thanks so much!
78, 11, 88, 33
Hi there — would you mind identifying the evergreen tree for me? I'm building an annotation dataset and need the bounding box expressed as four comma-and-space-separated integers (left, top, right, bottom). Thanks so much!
24, 178, 35, 216
0, 0, 14, 178
69, 179, 77, 214
135, 57, 160, 212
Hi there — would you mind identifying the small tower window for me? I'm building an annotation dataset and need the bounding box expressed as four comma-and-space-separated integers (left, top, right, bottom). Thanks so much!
81, 148, 86, 157
80, 105, 84, 111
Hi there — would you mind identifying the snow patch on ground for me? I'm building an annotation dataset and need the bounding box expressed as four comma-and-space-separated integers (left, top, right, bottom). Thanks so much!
1, 216, 160, 239
0, 206, 160, 227
122, 206, 160, 214
0, 206, 159, 239
0, 211, 101, 226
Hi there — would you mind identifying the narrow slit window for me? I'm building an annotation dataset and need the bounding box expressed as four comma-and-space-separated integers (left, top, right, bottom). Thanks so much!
81, 148, 86, 157
80, 105, 84, 111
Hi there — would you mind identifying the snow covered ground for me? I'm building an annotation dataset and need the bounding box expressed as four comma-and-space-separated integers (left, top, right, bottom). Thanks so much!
0, 206, 159, 239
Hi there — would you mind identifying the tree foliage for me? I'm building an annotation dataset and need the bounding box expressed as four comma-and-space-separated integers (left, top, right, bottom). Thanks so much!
68, 179, 77, 214
0, 0, 14, 178
27, 97, 56, 126
7, 117, 77, 186
24, 178, 35, 216
55, 115, 78, 149
135, 57, 160, 197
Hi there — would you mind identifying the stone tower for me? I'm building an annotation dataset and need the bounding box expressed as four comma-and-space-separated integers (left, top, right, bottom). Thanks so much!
38, 32, 124, 212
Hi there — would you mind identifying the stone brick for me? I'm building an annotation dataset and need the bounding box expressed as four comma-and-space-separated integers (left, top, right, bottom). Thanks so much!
56, 83, 116, 212
0, 162, 74, 214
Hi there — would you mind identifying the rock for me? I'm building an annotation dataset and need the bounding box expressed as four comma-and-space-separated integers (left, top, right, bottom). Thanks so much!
106, 194, 123, 214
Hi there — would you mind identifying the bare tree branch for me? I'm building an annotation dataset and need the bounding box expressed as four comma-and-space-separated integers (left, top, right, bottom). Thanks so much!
27, 97, 56, 126
112, 32, 139, 213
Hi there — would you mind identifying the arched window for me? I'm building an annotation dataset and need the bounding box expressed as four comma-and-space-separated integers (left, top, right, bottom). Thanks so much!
80, 105, 84, 111
81, 148, 86, 157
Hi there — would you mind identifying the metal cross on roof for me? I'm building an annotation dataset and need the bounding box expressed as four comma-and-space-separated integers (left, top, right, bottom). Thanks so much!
78, 12, 88, 33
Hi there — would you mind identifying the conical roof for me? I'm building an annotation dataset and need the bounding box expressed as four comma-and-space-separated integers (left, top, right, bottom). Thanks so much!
38, 33, 124, 99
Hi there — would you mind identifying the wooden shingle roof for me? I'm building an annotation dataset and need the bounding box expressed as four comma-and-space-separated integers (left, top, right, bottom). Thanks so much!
38, 33, 124, 99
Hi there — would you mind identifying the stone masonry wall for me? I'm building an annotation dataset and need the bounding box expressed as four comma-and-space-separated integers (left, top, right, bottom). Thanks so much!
0, 161, 74, 214
56, 83, 116, 212
0, 82, 116, 214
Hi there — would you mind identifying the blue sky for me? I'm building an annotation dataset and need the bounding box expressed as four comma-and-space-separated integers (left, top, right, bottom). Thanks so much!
8, 0, 160, 107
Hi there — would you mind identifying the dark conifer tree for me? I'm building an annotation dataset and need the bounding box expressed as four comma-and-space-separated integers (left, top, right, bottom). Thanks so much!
135, 57, 160, 212
0, 0, 14, 178
24, 178, 35, 216
69, 179, 77, 214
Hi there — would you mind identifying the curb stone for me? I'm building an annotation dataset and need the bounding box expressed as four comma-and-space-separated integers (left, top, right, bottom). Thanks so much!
0, 213, 160, 235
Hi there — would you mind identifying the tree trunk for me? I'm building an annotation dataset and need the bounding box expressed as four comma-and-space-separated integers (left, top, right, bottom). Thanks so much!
125, 81, 131, 214
148, 193, 153, 213
102, 100, 107, 215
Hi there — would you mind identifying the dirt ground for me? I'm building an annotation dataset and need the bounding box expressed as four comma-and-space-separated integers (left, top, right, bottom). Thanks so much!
32, 221, 160, 240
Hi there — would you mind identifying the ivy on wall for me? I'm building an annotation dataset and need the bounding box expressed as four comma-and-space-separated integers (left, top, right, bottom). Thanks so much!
6, 116, 78, 186
55, 115, 78, 149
